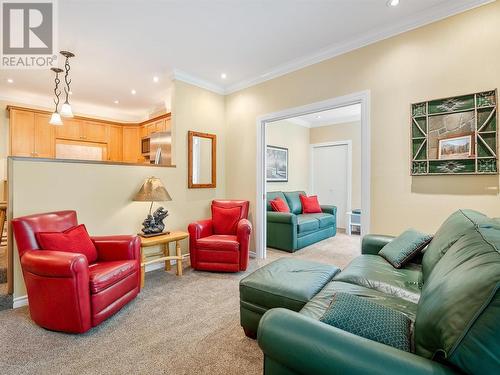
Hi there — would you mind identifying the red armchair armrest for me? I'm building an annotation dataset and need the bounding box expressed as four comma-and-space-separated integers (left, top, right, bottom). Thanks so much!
92, 235, 140, 262
21, 249, 88, 278
237, 219, 252, 271
188, 219, 213, 240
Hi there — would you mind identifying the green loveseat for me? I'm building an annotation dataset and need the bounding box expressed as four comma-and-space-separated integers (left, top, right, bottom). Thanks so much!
267, 191, 337, 252
254, 209, 500, 374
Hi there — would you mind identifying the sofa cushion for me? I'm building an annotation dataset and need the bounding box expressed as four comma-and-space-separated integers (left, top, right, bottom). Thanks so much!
283, 191, 306, 215
422, 209, 488, 281
297, 215, 320, 233
320, 292, 412, 352
240, 258, 339, 311
197, 235, 239, 252
266, 192, 287, 211
300, 280, 418, 321
379, 229, 432, 268
299, 195, 322, 214
414, 223, 500, 375
305, 213, 336, 228
270, 198, 290, 213
334, 255, 422, 303
36, 224, 98, 263
89, 260, 137, 293
212, 205, 241, 235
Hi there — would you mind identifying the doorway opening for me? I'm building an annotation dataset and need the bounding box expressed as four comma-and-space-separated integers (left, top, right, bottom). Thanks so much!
256, 91, 371, 259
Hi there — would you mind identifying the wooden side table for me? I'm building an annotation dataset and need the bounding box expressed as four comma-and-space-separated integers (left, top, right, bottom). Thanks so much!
139, 231, 189, 288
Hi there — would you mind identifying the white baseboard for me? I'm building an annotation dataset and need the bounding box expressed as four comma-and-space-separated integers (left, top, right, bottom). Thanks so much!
12, 260, 178, 308
13, 295, 28, 308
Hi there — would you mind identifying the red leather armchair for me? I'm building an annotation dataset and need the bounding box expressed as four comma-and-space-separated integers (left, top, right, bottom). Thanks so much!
12, 210, 140, 333
188, 200, 252, 272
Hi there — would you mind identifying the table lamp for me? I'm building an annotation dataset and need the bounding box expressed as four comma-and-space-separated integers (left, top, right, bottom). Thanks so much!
133, 176, 172, 237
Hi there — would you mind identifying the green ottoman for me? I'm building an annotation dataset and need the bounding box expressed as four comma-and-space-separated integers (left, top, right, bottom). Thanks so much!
239, 258, 340, 338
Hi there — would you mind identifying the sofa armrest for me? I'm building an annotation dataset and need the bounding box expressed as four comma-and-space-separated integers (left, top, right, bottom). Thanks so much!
258, 309, 455, 375
93, 235, 140, 262
361, 234, 396, 255
188, 219, 213, 240
21, 250, 88, 278
320, 205, 337, 216
267, 212, 297, 225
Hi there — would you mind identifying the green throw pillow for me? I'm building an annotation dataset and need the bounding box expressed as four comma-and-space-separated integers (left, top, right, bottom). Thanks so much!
320, 293, 412, 352
379, 229, 432, 268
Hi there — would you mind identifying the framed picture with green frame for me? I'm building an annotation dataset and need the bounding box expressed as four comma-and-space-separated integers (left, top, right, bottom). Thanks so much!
410, 89, 498, 175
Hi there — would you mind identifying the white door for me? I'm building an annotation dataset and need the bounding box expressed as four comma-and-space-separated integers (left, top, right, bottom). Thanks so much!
312, 143, 350, 229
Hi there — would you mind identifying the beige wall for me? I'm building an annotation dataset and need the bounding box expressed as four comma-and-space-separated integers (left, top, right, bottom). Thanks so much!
266, 120, 310, 192
10, 80, 225, 298
310, 121, 361, 209
226, 2, 500, 237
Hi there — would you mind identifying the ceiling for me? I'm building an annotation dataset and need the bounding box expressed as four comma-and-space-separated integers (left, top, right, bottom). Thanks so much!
285, 104, 361, 128
0, 0, 493, 120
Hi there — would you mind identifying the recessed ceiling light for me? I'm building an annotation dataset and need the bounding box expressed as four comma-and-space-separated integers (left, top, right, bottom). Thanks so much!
317, 115, 321, 119
131, 89, 136, 95
153, 76, 159, 83
114, 100, 119, 104
387, 0, 400, 6
220, 73, 227, 79
7, 78, 13, 83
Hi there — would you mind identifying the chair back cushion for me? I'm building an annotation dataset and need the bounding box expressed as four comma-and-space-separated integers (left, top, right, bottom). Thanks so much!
422, 209, 488, 281
414, 219, 500, 375
36, 224, 98, 263
211, 200, 249, 235
283, 191, 306, 215
12, 210, 78, 258
299, 195, 322, 214
266, 192, 287, 211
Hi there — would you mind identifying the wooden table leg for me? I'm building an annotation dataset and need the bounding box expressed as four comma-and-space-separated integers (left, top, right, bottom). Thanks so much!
140, 246, 146, 289
164, 243, 171, 271
175, 240, 182, 276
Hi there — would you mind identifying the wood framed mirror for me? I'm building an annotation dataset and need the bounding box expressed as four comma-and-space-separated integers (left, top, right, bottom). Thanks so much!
188, 131, 216, 188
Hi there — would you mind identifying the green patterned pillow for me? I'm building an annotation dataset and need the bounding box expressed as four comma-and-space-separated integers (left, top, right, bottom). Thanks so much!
379, 229, 432, 268
320, 293, 412, 352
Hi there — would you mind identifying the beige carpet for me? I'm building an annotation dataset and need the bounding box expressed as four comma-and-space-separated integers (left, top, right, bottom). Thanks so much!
0, 233, 360, 375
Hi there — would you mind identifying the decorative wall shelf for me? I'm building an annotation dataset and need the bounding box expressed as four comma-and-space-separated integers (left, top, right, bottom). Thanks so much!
410, 90, 498, 175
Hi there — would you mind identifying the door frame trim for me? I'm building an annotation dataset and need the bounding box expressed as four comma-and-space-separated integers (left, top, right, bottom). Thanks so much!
255, 90, 371, 259
310, 140, 352, 229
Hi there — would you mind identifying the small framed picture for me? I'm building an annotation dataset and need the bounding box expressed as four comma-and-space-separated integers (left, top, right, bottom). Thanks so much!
266, 145, 288, 182
438, 134, 474, 160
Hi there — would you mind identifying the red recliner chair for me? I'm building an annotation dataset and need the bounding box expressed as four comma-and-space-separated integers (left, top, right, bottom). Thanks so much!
12, 210, 141, 333
188, 200, 252, 272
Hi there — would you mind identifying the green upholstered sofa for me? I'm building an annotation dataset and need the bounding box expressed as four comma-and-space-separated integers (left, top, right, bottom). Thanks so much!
253, 209, 500, 375
266, 191, 337, 252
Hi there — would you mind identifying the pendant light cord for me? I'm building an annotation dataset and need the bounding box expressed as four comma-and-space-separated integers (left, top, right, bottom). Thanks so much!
63, 56, 72, 104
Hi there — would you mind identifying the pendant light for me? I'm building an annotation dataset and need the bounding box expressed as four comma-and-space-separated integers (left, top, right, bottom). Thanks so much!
59, 51, 75, 117
49, 67, 64, 126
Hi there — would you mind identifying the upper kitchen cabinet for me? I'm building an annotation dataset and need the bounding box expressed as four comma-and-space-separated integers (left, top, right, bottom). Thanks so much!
9, 109, 54, 158
56, 119, 108, 143
108, 125, 123, 161
122, 126, 142, 163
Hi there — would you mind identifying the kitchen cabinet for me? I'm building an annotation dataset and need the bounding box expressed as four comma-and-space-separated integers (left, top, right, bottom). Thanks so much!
8, 106, 171, 164
10, 109, 35, 157
83, 121, 108, 143
34, 113, 55, 158
122, 126, 142, 163
108, 125, 123, 161
9, 109, 54, 158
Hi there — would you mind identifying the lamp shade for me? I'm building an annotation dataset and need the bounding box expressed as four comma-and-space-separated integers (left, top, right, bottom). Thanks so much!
133, 177, 172, 202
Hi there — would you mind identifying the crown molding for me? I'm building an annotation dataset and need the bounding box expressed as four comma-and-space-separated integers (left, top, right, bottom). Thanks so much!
224, 0, 494, 94
171, 69, 225, 95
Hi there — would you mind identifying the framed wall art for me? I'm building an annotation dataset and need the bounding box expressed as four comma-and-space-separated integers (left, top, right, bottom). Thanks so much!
266, 145, 288, 182
410, 90, 497, 175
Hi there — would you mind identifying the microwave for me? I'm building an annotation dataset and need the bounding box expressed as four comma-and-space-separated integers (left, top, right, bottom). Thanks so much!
141, 136, 150, 156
